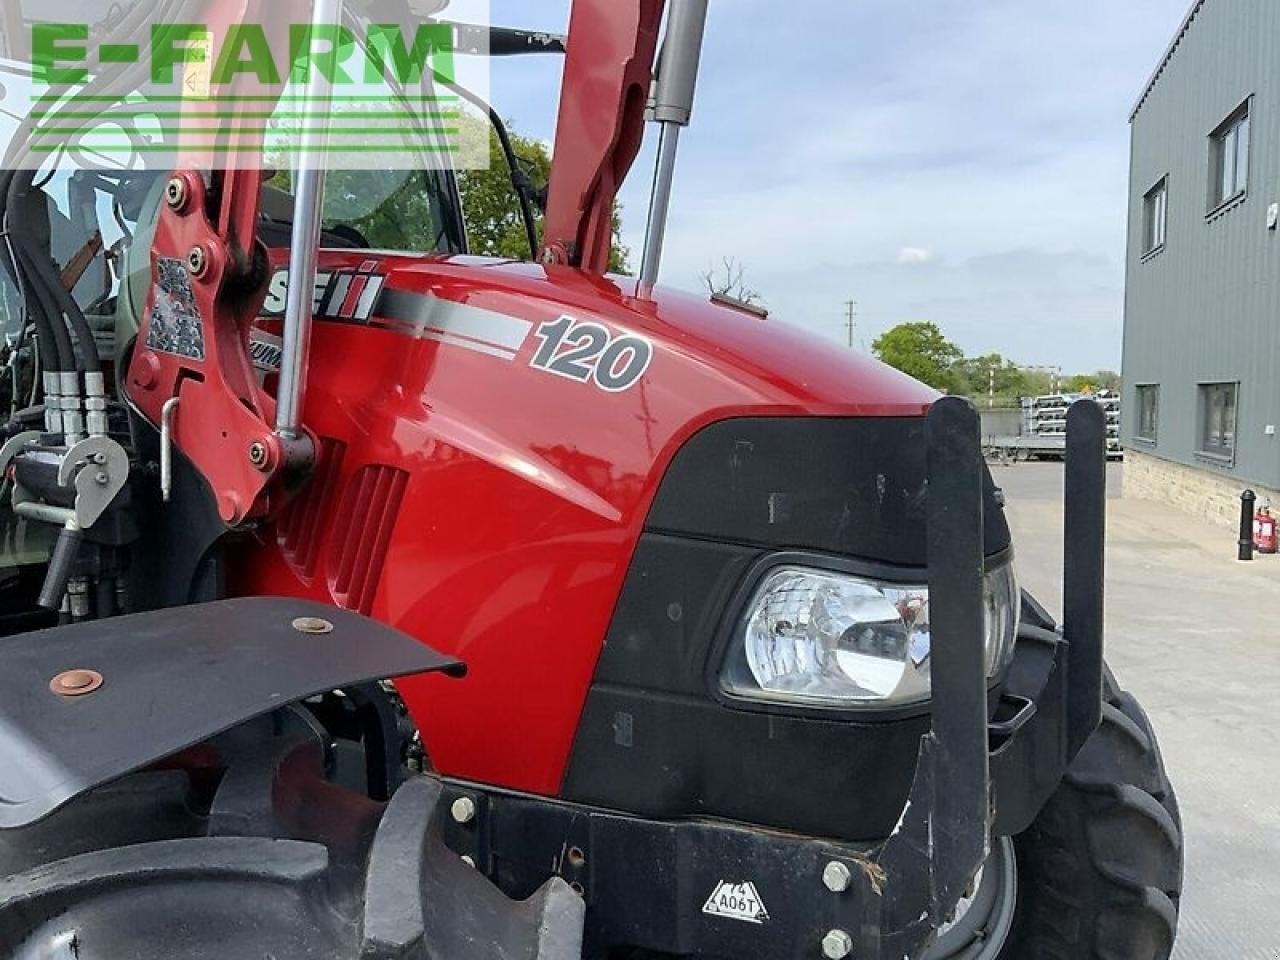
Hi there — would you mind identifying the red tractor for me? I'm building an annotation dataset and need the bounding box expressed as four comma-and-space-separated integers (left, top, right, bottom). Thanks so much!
0, 1, 1181, 958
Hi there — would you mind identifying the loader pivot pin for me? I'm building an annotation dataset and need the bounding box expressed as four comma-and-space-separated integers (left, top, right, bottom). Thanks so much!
187, 246, 208, 277
165, 177, 188, 211
50, 669, 104, 697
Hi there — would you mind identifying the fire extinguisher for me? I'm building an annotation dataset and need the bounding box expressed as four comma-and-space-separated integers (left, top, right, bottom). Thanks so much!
1254, 504, 1278, 554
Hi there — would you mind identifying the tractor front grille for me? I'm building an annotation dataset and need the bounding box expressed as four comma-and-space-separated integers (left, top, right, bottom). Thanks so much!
327, 463, 408, 615
279, 437, 347, 581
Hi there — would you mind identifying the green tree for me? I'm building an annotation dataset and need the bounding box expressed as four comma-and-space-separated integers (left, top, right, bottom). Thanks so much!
270, 113, 631, 271
872, 322, 964, 391
954, 353, 1031, 401
458, 122, 630, 273
1064, 374, 1101, 394
1094, 370, 1121, 393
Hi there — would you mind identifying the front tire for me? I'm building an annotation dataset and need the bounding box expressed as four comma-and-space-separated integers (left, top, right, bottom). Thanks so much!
1000, 669, 1183, 959
0, 712, 583, 959
928, 668, 1183, 960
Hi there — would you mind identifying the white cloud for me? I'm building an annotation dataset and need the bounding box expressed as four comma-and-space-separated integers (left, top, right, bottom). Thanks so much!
897, 247, 934, 265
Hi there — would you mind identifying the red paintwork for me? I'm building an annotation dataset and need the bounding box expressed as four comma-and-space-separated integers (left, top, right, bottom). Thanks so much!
128, 0, 667, 519
137, 0, 937, 796
542, 0, 664, 270
230, 249, 936, 795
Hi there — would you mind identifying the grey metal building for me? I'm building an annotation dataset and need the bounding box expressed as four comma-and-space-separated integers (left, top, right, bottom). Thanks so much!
1122, 0, 1280, 526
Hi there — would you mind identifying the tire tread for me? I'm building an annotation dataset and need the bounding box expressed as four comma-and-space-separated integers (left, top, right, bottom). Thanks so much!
1001, 667, 1183, 960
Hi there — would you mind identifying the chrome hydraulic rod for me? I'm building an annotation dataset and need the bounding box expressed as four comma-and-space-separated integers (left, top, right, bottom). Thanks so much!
275, 0, 345, 441
638, 123, 680, 289
638, 0, 708, 292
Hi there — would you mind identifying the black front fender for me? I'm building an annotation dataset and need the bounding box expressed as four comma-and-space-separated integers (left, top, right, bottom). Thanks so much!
0, 597, 462, 829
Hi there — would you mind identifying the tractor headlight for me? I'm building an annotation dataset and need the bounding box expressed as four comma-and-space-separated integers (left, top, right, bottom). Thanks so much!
720, 561, 1020, 710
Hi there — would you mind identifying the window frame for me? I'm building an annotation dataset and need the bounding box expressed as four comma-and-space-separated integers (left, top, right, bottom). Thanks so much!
1208, 99, 1252, 215
1133, 384, 1160, 443
1196, 381, 1240, 464
1141, 177, 1168, 257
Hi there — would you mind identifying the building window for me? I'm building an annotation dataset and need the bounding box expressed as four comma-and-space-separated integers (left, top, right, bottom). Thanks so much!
1198, 382, 1238, 460
1135, 385, 1159, 441
1142, 178, 1168, 254
1209, 101, 1250, 210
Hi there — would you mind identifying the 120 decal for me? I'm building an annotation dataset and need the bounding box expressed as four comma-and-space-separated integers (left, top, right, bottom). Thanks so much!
529, 317, 653, 392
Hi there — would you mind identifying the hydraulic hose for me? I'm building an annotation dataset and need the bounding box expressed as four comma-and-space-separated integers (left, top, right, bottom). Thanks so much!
447, 82, 539, 260
14, 243, 75, 372
0, 170, 68, 373
13, 207, 102, 373
3, 243, 62, 375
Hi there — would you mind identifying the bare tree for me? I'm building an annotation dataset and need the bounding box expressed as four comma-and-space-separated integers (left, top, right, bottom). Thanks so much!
700, 257, 763, 306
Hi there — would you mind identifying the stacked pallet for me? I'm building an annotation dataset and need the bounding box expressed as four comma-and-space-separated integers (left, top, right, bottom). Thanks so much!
1021, 392, 1122, 455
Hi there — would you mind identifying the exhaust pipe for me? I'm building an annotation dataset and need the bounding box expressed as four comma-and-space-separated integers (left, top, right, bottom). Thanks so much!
638, 0, 709, 294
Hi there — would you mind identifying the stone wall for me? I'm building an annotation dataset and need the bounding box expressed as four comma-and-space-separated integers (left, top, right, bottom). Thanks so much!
1124, 448, 1280, 531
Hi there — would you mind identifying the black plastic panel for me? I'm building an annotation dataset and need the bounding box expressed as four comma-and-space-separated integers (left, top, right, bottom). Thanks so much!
0, 597, 462, 829
562, 534, 929, 841
646, 417, 1010, 565
564, 415, 1015, 840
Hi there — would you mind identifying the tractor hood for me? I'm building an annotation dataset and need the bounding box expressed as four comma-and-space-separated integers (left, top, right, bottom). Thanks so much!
425, 256, 936, 416
252, 248, 945, 532
240, 251, 992, 794
258, 251, 937, 417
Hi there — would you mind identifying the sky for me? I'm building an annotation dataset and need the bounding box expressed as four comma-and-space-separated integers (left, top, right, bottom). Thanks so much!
486, 0, 1196, 374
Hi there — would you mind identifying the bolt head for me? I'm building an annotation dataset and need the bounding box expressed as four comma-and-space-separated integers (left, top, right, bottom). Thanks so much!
187, 246, 208, 276
50, 669, 104, 697
291, 616, 334, 635
823, 861, 853, 893
822, 929, 854, 960
248, 441, 269, 468
451, 796, 477, 825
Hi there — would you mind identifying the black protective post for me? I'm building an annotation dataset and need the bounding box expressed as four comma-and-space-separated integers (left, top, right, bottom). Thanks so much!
1063, 400, 1107, 758
923, 397, 989, 907
1239, 490, 1256, 562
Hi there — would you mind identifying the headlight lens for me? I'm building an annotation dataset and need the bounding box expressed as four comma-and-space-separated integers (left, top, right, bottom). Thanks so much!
721, 561, 1020, 709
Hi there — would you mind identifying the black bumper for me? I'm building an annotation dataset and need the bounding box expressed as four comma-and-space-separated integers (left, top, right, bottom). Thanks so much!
435, 619, 1075, 959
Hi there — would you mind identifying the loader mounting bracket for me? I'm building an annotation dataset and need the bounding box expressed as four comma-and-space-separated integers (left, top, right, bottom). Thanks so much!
0, 598, 463, 830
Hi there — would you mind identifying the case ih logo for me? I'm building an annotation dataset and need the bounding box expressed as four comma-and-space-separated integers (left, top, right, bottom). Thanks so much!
261, 261, 386, 322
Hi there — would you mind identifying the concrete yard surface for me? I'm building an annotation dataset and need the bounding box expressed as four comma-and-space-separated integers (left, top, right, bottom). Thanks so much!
998, 461, 1279, 959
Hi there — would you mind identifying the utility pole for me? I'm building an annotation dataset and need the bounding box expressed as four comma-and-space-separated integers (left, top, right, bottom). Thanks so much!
988, 368, 996, 409
844, 300, 858, 350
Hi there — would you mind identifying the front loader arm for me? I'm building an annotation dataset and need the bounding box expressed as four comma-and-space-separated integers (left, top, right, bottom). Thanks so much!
542, 0, 665, 273
124, 0, 309, 527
